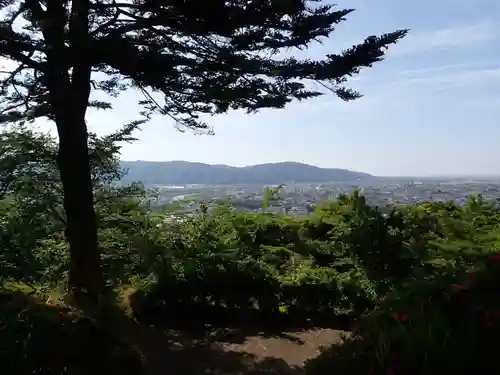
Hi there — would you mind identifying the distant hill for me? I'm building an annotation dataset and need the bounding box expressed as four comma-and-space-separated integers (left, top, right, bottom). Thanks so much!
119, 161, 374, 185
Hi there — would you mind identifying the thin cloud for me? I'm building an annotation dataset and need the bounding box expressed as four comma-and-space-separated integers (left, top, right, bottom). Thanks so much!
390, 21, 497, 56
396, 61, 500, 77
307, 62, 500, 115
393, 65, 500, 90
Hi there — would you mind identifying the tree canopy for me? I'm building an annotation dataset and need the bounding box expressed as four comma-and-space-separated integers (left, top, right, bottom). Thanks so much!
1, 0, 407, 128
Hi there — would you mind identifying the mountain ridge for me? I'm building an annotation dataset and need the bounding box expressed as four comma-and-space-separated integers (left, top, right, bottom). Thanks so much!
120, 160, 374, 185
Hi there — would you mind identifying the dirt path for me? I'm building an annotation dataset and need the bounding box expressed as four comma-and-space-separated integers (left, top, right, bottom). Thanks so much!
125, 323, 348, 375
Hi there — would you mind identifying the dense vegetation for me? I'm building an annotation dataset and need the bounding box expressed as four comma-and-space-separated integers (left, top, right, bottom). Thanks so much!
0, 0, 405, 308
119, 161, 373, 185
2, 127, 500, 374
4, 1, 495, 374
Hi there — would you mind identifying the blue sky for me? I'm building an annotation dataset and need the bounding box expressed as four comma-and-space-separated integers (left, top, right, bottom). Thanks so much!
52, 0, 500, 176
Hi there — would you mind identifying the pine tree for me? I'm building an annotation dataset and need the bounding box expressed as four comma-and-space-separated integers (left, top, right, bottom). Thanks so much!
0, 0, 407, 308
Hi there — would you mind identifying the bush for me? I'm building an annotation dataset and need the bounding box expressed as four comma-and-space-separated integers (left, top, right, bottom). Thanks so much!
305, 254, 500, 375
6, 182, 500, 374
129, 206, 378, 326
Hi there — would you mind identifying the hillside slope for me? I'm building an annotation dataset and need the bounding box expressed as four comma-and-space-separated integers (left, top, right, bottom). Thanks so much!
120, 161, 373, 185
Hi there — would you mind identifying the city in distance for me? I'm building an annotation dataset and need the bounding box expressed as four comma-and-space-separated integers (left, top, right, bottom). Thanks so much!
120, 160, 500, 215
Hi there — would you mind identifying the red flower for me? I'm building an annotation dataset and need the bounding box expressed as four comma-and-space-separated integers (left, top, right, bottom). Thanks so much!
452, 284, 468, 291
467, 271, 473, 283
391, 311, 408, 321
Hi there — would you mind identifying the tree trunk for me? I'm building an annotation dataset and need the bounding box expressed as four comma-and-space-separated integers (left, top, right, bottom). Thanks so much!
56, 114, 103, 309
40, 0, 102, 309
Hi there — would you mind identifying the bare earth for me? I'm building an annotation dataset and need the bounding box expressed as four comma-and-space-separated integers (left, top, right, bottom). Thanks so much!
126, 324, 348, 375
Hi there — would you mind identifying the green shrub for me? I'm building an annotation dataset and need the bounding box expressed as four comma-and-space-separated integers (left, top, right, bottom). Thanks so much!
305, 255, 500, 375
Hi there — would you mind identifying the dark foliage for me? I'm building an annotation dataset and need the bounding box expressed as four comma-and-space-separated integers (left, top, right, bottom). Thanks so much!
0, 289, 144, 375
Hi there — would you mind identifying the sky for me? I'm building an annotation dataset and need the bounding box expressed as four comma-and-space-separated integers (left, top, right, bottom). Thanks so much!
39, 0, 500, 176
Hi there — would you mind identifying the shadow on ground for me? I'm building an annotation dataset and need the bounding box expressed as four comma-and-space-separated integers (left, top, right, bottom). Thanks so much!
1, 288, 348, 375
123, 319, 347, 375
118, 288, 351, 375
131, 299, 355, 343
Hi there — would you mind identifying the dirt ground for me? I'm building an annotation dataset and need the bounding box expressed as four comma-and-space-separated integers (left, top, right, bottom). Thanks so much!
125, 323, 348, 375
